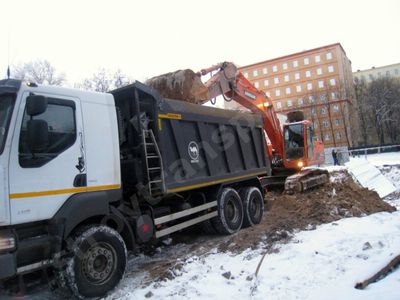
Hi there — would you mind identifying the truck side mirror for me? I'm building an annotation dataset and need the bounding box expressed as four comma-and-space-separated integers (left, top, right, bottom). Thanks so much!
27, 119, 49, 153
26, 95, 48, 116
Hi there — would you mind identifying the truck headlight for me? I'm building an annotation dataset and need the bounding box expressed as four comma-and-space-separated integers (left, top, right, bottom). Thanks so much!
0, 232, 16, 251
297, 161, 304, 168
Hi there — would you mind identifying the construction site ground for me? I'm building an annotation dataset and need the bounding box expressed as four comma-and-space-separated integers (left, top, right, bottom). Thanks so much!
4, 165, 398, 300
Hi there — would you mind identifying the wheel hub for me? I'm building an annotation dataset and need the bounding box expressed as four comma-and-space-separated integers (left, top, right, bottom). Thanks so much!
82, 242, 117, 284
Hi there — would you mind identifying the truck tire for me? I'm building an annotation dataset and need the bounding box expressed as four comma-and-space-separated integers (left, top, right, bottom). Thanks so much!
63, 225, 127, 298
212, 188, 243, 235
240, 187, 264, 227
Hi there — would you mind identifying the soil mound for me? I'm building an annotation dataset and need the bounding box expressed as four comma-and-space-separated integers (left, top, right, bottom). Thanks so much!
218, 170, 396, 252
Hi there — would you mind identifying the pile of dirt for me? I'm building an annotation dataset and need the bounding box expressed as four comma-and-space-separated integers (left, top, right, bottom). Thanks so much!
146, 69, 209, 104
217, 170, 396, 252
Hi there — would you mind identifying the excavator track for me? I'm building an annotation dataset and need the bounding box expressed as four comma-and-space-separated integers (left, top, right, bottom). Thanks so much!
284, 169, 330, 194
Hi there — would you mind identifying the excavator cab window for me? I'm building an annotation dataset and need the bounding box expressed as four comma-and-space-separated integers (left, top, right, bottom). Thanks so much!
284, 123, 305, 160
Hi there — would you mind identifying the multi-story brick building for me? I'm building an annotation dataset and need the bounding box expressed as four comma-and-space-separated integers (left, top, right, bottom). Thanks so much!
225, 43, 356, 148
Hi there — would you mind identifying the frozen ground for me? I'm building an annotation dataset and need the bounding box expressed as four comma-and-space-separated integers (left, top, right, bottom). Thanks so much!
107, 152, 400, 300
1, 152, 399, 300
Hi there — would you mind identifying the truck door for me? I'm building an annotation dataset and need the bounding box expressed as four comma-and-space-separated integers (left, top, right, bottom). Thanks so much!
8, 92, 85, 225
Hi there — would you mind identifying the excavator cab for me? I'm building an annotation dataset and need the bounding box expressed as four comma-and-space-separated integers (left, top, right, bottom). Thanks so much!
283, 121, 324, 170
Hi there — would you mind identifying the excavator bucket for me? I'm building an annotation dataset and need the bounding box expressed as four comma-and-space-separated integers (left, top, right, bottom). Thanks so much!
284, 168, 330, 194
146, 69, 209, 104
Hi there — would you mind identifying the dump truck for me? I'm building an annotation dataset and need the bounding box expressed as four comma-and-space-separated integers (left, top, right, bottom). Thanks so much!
0, 79, 270, 298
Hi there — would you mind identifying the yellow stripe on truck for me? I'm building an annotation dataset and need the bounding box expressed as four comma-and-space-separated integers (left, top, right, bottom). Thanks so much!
9, 184, 121, 200
158, 113, 182, 120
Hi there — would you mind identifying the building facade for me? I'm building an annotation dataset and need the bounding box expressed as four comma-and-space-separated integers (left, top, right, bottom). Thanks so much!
225, 43, 356, 148
353, 63, 400, 82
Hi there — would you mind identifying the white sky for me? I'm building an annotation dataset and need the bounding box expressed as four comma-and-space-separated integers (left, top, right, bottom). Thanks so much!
1, 0, 399, 85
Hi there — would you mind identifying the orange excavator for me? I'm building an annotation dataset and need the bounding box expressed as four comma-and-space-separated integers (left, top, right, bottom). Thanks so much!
148, 62, 329, 192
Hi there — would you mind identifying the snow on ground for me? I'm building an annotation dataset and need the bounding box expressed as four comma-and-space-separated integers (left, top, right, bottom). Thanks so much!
109, 211, 400, 300
107, 153, 400, 300
345, 157, 396, 198
362, 152, 400, 166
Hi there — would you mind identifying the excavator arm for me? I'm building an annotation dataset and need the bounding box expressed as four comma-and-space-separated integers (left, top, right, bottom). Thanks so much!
198, 62, 284, 162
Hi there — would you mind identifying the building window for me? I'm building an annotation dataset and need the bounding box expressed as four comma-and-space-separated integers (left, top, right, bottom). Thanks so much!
282, 63, 288, 70
320, 94, 327, 102
244, 72, 249, 78
284, 74, 290, 82
274, 77, 280, 84
321, 107, 327, 114
386, 71, 390, 76
369, 74, 374, 80
253, 70, 258, 77
266, 91, 271, 97
311, 108, 315, 114
329, 78, 336, 86
298, 98, 304, 105
276, 101, 282, 109
286, 87, 291, 95
395, 69, 399, 75
331, 91, 337, 99
318, 80, 324, 88
328, 65, 334, 73
308, 95, 315, 103
272, 65, 278, 72
254, 81, 259, 88
293, 60, 299, 68
315, 55, 321, 63
287, 100, 293, 107
313, 121, 318, 129
323, 120, 329, 128
264, 79, 269, 87
275, 89, 281, 97
296, 85, 302, 92
326, 52, 333, 60
324, 133, 331, 141
307, 82, 313, 90
335, 119, 340, 126
294, 73, 300, 80
336, 132, 342, 140
304, 58, 309, 65
305, 70, 311, 77
378, 72, 382, 77
333, 104, 339, 112
317, 68, 322, 75
263, 67, 268, 74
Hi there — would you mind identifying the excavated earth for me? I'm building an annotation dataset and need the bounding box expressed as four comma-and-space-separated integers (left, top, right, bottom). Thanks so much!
135, 169, 396, 284
2, 170, 396, 298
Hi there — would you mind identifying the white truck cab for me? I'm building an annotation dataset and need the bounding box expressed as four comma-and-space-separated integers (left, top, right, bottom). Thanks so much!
0, 79, 122, 291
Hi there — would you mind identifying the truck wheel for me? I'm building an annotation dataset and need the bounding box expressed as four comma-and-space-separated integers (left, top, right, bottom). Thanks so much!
212, 188, 243, 235
64, 225, 127, 298
240, 187, 264, 227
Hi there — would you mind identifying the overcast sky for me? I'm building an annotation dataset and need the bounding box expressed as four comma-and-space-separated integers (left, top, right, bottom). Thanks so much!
1, 0, 399, 85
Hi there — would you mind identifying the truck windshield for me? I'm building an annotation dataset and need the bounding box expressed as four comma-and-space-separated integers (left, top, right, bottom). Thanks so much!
0, 94, 15, 154
284, 123, 304, 160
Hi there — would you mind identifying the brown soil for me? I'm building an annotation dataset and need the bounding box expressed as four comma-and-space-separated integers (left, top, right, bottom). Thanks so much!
146, 69, 209, 104
217, 170, 396, 252
140, 170, 396, 283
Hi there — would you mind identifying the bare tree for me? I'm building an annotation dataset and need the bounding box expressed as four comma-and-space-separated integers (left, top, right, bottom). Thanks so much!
12, 59, 65, 86
78, 69, 132, 92
354, 76, 400, 145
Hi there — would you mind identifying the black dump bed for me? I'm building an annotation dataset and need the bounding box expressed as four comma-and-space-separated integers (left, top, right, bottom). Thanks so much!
111, 82, 271, 199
